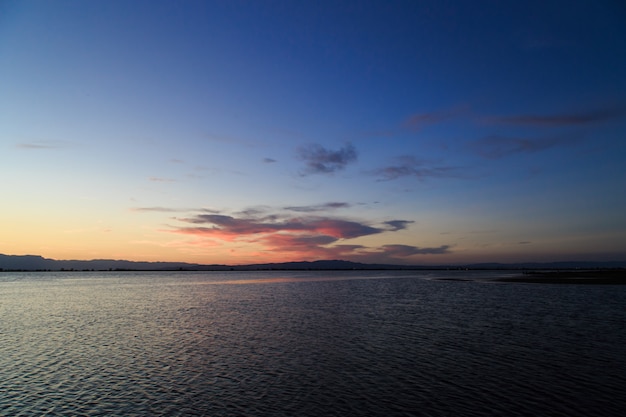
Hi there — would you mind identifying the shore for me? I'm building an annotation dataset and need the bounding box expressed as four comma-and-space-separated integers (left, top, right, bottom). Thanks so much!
495, 269, 626, 285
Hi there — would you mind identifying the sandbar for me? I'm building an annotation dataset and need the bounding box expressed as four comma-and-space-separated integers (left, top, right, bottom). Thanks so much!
496, 270, 626, 285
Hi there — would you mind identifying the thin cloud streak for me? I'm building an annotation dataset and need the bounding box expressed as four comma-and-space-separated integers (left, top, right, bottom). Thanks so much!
471, 134, 577, 159
484, 104, 626, 127
404, 106, 467, 130
373, 156, 464, 181
284, 202, 351, 212
16, 140, 73, 149
131, 207, 183, 213
131, 207, 221, 214
149, 177, 177, 182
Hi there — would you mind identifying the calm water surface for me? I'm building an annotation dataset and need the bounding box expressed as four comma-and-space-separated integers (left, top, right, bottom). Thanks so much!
1, 270, 625, 416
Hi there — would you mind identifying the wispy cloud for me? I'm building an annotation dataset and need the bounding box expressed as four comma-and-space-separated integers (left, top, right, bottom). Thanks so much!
470, 134, 576, 159
131, 207, 182, 213
16, 140, 73, 150
372, 156, 463, 181
297, 143, 357, 175
284, 202, 351, 212
404, 107, 466, 131
149, 177, 177, 182
262, 157, 277, 163
484, 104, 626, 127
204, 132, 263, 148
131, 206, 220, 213
404, 111, 449, 130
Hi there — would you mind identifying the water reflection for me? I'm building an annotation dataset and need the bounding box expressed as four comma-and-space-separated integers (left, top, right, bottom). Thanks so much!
0, 271, 624, 416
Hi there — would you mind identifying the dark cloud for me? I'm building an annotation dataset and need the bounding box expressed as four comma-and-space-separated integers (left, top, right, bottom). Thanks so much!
177, 214, 382, 239
235, 206, 271, 217
253, 238, 450, 263
262, 157, 277, 163
297, 143, 357, 175
471, 134, 575, 159
373, 156, 463, 181
381, 244, 451, 256
486, 105, 626, 127
383, 220, 414, 231
284, 202, 351, 212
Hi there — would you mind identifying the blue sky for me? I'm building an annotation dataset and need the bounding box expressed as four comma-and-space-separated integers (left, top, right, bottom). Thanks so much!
1, 0, 625, 264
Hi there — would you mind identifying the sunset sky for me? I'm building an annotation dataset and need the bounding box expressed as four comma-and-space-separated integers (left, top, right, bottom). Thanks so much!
1, 0, 625, 265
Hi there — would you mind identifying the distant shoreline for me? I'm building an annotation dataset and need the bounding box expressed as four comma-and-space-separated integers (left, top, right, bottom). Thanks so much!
495, 270, 626, 285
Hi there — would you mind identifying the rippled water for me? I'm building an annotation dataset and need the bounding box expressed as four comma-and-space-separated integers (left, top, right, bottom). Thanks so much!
1, 270, 625, 416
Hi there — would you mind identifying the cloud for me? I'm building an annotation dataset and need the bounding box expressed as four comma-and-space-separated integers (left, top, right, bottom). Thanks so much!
131, 207, 183, 213
373, 156, 463, 181
383, 220, 414, 231
176, 214, 382, 239
297, 143, 357, 175
253, 239, 368, 261
262, 157, 277, 163
205, 132, 262, 148
284, 202, 351, 212
131, 206, 221, 214
254, 238, 450, 263
380, 244, 451, 256
404, 107, 467, 130
313, 243, 451, 264
235, 206, 272, 217
159, 206, 441, 264
149, 177, 177, 182
16, 140, 73, 149
256, 234, 339, 249
404, 111, 450, 130
485, 105, 626, 127
471, 134, 576, 159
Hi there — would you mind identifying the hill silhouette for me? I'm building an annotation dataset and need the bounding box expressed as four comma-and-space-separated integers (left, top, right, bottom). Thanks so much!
1, 253, 625, 272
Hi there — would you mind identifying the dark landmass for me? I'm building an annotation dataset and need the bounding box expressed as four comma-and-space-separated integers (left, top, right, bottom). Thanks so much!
1, 253, 625, 273
496, 269, 626, 285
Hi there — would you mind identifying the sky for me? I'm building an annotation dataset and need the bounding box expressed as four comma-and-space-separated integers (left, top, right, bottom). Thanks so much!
1, 0, 625, 265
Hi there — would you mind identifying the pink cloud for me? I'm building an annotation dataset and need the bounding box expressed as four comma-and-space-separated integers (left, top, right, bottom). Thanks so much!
159, 208, 449, 263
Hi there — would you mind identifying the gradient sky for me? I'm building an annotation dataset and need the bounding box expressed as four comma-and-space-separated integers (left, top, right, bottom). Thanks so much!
1, 0, 625, 265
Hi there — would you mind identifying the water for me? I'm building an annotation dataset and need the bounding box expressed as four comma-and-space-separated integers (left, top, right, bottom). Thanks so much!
1, 270, 625, 416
